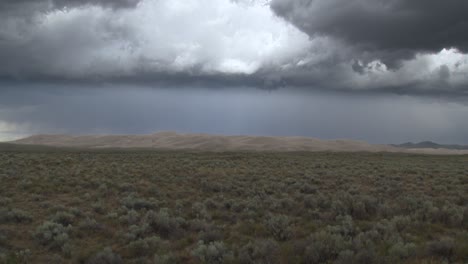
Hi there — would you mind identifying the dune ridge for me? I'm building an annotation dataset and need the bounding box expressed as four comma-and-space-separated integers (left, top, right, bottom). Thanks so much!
10, 131, 468, 154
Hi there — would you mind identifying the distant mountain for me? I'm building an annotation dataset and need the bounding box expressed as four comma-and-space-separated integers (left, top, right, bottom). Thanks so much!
395, 141, 468, 150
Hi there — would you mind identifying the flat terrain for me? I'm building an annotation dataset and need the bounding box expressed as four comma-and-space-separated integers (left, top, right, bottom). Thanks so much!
0, 147, 467, 263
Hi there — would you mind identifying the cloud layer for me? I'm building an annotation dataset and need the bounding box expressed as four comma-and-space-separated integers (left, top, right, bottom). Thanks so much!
0, 0, 310, 81
2, 85, 468, 143
271, 0, 468, 65
0, 0, 140, 10
1, 0, 468, 96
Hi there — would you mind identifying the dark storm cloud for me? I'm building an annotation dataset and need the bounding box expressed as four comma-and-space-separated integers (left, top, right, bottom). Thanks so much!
0, 0, 306, 89
0, 0, 467, 98
2, 85, 468, 144
271, 0, 468, 67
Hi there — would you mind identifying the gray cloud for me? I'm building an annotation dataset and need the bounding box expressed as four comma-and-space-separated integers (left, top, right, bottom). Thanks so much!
0, 0, 467, 99
0, 0, 140, 11
0, 0, 311, 84
52, 0, 140, 8
271, 0, 468, 67
2, 0, 468, 143
2, 85, 468, 144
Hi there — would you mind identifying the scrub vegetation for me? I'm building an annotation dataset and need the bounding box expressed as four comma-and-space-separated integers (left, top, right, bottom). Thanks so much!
0, 147, 467, 263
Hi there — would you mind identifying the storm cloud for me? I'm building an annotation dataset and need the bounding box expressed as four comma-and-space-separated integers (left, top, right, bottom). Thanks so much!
2, 85, 468, 144
271, 0, 468, 66
0, 0, 140, 10
1, 0, 468, 142
0, 0, 311, 84
0, 0, 467, 96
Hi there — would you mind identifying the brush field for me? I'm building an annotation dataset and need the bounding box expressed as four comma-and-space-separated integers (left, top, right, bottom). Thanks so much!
0, 147, 467, 263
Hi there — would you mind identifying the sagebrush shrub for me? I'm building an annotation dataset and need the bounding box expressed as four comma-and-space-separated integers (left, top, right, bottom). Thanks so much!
329, 215, 357, 238
199, 228, 224, 243
463, 207, 468, 227
78, 217, 104, 231
121, 195, 154, 210
0, 208, 32, 224
87, 247, 122, 264
119, 209, 140, 225
0, 249, 32, 263
153, 253, 176, 264
238, 239, 279, 264
125, 236, 161, 257
304, 230, 347, 263
427, 237, 455, 260
145, 208, 185, 239
265, 214, 292, 241
33, 221, 72, 254
300, 183, 317, 194
335, 250, 355, 264
192, 202, 211, 220
353, 247, 378, 264
92, 201, 106, 214
390, 216, 412, 233
0, 197, 12, 206
388, 241, 416, 260
120, 224, 151, 243
192, 241, 233, 264
51, 211, 75, 226
189, 219, 210, 232
2, 150, 468, 262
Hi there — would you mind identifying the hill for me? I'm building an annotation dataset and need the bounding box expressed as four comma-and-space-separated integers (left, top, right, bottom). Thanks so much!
8, 132, 468, 154
396, 141, 468, 150
10, 132, 400, 152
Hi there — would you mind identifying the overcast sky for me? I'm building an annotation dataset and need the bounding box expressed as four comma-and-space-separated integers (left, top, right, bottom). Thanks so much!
1, 0, 468, 143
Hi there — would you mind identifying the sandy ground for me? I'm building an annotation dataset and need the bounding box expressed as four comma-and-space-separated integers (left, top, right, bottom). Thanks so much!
11, 131, 468, 155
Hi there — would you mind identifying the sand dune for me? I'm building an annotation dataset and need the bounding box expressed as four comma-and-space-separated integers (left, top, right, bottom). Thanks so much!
10, 132, 468, 155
